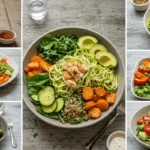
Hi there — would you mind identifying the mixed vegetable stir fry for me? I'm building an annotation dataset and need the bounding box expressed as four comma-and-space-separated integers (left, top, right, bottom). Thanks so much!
136, 111, 150, 145
24, 34, 119, 124
0, 58, 14, 85
134, 59, 150, 98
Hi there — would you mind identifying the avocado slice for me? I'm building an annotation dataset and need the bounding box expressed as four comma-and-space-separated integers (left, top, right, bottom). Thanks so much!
139, 132, 148, 141
96, 51, 117, 68
89, 44, 107, 56
78, 36, 98, 49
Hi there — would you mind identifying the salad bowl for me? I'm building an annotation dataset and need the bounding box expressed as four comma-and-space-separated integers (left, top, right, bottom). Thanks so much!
144, 8, 150, 35
0, 54, 19, 87
131, 105, 150, 148
131, 58, 150, 100
23, 27, 124, 129
0, 116, 8, 142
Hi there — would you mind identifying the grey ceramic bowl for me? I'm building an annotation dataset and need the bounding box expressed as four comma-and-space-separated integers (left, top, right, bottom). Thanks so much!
131, 105, 150, 148
131, 58, 150, 100
23, 27, 125, 129
0, 116, 8, 142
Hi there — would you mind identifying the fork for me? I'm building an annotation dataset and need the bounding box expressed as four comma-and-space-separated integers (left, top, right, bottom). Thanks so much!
85, 102, 125, 150
8, 117, 17, 148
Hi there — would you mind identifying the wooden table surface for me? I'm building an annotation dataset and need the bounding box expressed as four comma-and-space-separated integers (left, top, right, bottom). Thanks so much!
0, 102, 21, 150
127, 102, 150, 150
23, 0, 125, 149
127, 0, 150, 49
127, 50, 150, 101
0, 0, 21, 47
0, 49, 21, 101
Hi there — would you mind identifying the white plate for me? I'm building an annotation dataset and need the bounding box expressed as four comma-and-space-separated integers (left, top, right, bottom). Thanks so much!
131, 58, 150, 100
144, 8, 150, 35
0, 54, 19, 87
130, 105, 150, 148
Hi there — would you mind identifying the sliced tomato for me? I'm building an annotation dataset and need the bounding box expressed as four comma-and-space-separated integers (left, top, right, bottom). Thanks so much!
137, 119, 144, 125
144, 124, 150, 135
138, 60, 150, 73
134, 72, 149, 85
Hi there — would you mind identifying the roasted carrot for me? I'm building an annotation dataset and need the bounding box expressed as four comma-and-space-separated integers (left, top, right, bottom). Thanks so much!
24, 67, 30, 73
82, 87, 94, 100
27, 62, 39, 69
89, 95, 101, 102
88, 107, 101, 119
43, 61, 51, 71
27, 72, 34, 78
85, 101, 96, 111
30, 55, 42, 63
96, 99, 109, 111
38, 53, 43, 58
95, 86, 106, 97
106, 93, 117, 105
32, 68, 43, 75
0, 74, 9, 84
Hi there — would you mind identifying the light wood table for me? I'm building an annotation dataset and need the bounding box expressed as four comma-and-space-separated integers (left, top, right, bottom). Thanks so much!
0, 0, 21, 47
23, 0, 125, 149
127, 0, 150, 49
0, 49, 21, 101
127, 50, 150, 101
0, 102, 21, 150
127, 102, 149, 150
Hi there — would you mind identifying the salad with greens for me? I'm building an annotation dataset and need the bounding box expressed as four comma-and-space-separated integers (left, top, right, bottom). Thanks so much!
0, 58, 14, 85
24, 34, 119, 124
136, 111, 150, 145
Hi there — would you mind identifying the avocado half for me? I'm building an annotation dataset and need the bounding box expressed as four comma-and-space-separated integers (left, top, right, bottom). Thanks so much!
96, 51, 117, 68
89, 44, 107, 56
78, 36, 98, 49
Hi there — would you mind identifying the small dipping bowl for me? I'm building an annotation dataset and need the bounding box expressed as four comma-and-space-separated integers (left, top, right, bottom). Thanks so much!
107, 131, 125, 150
131, 0, 150, 11
0, 30, 17, 45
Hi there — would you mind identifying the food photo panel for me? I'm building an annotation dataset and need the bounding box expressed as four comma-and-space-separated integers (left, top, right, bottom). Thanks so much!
0, 49, 21, 101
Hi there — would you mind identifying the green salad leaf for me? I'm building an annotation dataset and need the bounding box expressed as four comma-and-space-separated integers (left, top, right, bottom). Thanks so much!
37, 34, 78, 63
0, 62, 14, 76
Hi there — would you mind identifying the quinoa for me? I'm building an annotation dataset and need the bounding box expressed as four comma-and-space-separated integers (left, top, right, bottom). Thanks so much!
61, 94, 89, 124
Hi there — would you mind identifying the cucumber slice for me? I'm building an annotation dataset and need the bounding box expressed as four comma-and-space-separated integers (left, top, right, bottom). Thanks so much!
38, 86, 55, 106
42, 101, 57, 113
55, 98, 65, 112
31, 95, 39, 101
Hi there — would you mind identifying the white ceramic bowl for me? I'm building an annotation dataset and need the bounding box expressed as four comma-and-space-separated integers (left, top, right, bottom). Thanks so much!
0, 30, 17, 45
144, 8, 150, 35
0, 54, 19, 87
131, 0, 150, 11
131, 58, 150, 100
23, 27, 125, 129
130, 105, 150, 148
0, 116, 8, 142
107, 131, 125, 150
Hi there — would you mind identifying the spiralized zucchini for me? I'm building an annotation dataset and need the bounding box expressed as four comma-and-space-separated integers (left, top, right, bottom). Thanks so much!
49, 49, 119, 97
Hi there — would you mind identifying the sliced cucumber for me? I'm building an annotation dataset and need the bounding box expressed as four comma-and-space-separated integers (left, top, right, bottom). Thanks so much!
42, 101, 57, 113
55, 98, 65, 112
31, 95, 39, 101
38, 86, 55, 106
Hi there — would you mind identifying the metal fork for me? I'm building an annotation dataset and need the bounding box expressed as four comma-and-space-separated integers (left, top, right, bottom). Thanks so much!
85, 102, 125, 150
8, 117, 17, 148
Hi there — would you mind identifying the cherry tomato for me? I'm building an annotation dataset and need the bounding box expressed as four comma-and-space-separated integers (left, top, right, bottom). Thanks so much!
144, 124, 150, 135
137, 119, 144, 125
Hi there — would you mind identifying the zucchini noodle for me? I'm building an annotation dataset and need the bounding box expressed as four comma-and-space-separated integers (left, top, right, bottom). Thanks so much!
49, 49, 119, 97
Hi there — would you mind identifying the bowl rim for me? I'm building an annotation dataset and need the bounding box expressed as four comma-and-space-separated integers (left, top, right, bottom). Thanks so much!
0, 29, 17, 41
0, 115, 8, 142
107, 131, 125, 149
131, 57, 150, 100
143, 8, 150, 35
23, 26, 125, 129
131, 0, 150, 6
0, 53, 19, 88
130, 105, 150, 148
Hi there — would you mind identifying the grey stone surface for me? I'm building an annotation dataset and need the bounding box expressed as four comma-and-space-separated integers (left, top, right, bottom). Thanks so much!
23, 0, 125, 149
0, 49, 21, 101
127, 0, 150, 49
0, 102, 21, 150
